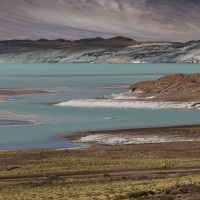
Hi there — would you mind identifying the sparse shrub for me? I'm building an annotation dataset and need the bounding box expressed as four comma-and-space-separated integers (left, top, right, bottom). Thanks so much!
159, 195, 174, 200
170, 190, 180, 195
113, 194, 128, 200
179, 185, 189, 193
148, 191, 155, 195
177, 194, 182, 198
129, 191, 149, 198
103, 174, 111, 178
165, 189, 171, 195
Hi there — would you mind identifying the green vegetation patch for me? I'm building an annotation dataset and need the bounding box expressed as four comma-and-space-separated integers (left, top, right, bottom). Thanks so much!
0, 141, 200, 177
0, 174, 200, 200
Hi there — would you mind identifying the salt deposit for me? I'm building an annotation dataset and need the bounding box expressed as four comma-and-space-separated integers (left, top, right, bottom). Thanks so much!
75, 134, 196, 145
55, 99, 196, 110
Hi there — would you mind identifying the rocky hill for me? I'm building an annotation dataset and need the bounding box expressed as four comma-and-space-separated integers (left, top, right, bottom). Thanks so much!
0, 38, 200, 63
130, 73, 200, 101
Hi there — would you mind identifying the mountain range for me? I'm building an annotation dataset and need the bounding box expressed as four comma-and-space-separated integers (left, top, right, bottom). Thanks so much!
0, 37, 200, 63
1, 0, 200, 41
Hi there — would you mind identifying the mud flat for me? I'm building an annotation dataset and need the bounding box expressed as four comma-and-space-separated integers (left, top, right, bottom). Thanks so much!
0, 89, 49, 126
0, 88, 49, 103
0, 111, 40, 127
0, 89, 48, 96
0, 119, 35, 126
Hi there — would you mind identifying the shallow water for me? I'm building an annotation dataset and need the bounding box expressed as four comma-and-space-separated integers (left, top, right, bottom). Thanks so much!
0, 63, 200, 150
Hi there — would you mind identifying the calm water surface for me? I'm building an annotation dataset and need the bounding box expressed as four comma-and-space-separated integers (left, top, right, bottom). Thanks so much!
0, 63, 200, 150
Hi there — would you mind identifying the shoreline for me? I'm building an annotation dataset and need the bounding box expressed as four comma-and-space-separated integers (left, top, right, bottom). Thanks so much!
54, 98, 200, 111
62, 124, 200, 146
1, 123, 200, 152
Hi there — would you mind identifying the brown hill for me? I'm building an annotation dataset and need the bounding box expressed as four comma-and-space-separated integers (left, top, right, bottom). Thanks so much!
129, 73, 200, 101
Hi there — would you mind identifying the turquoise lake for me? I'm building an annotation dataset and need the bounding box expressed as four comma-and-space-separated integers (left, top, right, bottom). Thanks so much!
0, 63, 200, 150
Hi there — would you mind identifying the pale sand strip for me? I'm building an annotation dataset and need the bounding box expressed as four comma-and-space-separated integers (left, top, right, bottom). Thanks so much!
55, 99, 199, 110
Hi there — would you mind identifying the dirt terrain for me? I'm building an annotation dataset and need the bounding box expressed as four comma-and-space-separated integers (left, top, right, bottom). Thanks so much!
0, 138, 200, 199
130, 73, 200, 102
0, 125, 200, 199
0, 167, 200, 185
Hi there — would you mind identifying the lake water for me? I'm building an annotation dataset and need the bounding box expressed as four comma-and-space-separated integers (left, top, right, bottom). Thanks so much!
0, 63, 200, 150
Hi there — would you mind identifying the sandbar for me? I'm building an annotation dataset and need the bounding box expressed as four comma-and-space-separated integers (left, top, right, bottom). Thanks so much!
0, 89, 48, 96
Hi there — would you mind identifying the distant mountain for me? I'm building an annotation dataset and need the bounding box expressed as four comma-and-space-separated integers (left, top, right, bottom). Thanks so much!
0, 37, 200, 63
0, 0, 200, 41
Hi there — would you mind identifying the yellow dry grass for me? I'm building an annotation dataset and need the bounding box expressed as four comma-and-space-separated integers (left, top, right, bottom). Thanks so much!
0, 174, 200, 200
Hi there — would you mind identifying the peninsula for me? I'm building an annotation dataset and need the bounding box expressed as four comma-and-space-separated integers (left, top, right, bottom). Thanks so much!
55, 73, 200, 110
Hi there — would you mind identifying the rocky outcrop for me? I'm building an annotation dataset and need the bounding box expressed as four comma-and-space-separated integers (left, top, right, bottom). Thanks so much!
130, 73, 200, 101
